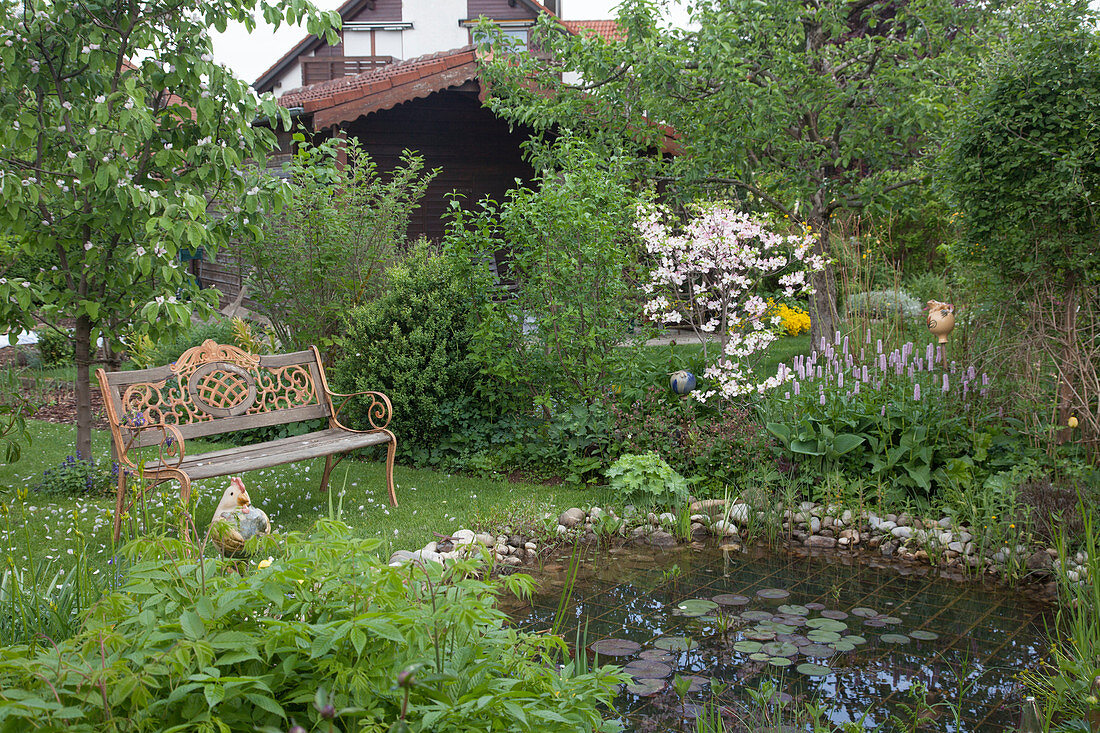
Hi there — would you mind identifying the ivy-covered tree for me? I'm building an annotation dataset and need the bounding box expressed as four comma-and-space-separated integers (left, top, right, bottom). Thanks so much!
478, 0, 993, 343
943, 3, 1100, 441
0, 0, 339, 457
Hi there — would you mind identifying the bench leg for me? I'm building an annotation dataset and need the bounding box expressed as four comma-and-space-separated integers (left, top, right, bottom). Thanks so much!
384, 430, 398, 507
320, 455, 335, 493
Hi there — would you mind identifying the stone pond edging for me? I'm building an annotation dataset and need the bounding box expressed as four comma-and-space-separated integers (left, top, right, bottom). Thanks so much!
388, 498, 1091, 594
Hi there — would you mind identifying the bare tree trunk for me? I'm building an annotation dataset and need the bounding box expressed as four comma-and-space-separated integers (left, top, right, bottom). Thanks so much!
808, 222, 839, 348
73, 314, 93, 460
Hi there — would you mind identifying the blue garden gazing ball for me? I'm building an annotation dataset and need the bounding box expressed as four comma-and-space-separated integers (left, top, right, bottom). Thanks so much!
670, 370, 696, 395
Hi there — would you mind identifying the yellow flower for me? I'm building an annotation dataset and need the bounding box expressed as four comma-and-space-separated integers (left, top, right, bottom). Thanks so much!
257, 556, 273, 569
1068, 415, 1078, 429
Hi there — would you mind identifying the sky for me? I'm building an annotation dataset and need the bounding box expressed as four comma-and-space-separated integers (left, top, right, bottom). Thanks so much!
211, 0, 692, 85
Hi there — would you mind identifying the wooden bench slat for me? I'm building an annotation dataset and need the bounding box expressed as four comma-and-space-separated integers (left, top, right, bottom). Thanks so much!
144, 429, 391, 481
130, 404, 331, 447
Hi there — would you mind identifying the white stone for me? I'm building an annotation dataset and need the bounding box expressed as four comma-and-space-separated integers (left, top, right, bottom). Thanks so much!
879, 521, 897, 533
891, 526, 912, 540
559, 508, 586, 527
938, 517, 953, 529
713, 520, 739, 536
810, 517, 822, 534
524, 541, 537, 551
727, 503, 750, 524
1067, 570, 1080, 583
556, 524, 568, 535
938, 532, 953, 546
948, 541, 964, 554
423, 541, 438, 553
589, 507, 605, 520
452, 529, 476, 546
474, 533, 493, 547
658, 512, 676, 525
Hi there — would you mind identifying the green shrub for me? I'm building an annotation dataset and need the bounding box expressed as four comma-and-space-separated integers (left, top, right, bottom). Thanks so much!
844, 289, 923, 321
135, 317, 236, 367
332, 244, 491, 457
0, 522, 626, 732
605, 451, 689, 509
35, 328, 73, 367
30, 452, 118, 496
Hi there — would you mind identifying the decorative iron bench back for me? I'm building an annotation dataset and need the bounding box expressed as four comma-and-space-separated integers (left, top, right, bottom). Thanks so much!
99, 340, 331, 449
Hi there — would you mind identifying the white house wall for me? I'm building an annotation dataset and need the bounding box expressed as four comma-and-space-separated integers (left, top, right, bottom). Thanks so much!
402, 0, 468, 58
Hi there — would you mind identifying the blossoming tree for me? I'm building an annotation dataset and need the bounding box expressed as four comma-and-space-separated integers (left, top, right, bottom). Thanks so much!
638, 202, 823, 401
0, 0, 338, 457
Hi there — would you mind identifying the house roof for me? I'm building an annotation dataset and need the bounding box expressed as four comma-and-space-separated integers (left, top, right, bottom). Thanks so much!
254, 0, 375, 93
561, 20, 623, 41
254, 0, 564, 92
279, 45, 481, 128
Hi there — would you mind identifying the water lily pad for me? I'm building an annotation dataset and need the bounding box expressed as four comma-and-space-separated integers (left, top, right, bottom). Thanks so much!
675, 599, 720, 617
778, 604, 809, 616
756, 621, 797, 635
734, 640, 764, 654
806, 629, 842, 643
805, 602, 827, 611
851, 607, 878, 618
805, 618, 848, 632
844, 634, 867, 645
829, 640, 856, 653
757, 588, 791, 600
801, 644, 835, 658
820, 609, 849, 620
768, 656, 793, 667
761, 641, 798, 657
639, 649, 677, 662
589, 639, 643, 657
779, 634, 811, 646
743, 630, 776, 641
796, 662, 832, 677
863, 618, 888, 628
653, 636, 698, 652
750, 652, 771, 662
623, 659, 674, 679
626, 678, 667, 696
713, 593, 751, 606
881, 616, 903, 625
681, 674, 709, 692
741, 610, 774, 622
774, 614, 808, 627
881, 633, 910, 644
910, 630, 940, 641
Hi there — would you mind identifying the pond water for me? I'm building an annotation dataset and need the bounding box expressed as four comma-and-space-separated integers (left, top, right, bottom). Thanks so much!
500, 543, 1051, 732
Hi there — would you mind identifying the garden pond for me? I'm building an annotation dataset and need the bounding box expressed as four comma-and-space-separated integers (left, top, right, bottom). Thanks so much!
499, 542, 1051, 731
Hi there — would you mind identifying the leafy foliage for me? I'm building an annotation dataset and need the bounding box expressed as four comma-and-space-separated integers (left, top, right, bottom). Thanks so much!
942, 5, 1100, 291
241, 139, 436, 353
35, 328, 73, 368
444, 134, 650, 409
605, 451, 689, 509
478, 0, 994, 340
762, 337, 1004, 500
0, 369, 32, 464
0, 522, 627, 732
30, 453, 118, 496
332, 244, 491, 457
0, 0, 340, 457
844, 290, 924, 321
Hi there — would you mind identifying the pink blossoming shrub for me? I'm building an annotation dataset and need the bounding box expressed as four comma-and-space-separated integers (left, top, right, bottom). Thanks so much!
637, 202, 824, 401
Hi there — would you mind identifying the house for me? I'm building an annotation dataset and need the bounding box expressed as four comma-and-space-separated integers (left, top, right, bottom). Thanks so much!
200, 1, 623, 307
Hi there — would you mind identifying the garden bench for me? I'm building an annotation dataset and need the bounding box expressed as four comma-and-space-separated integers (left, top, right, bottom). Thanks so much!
96, 340, 397, 541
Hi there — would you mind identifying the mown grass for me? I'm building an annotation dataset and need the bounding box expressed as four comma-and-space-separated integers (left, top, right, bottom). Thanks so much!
0, 420, 610, 572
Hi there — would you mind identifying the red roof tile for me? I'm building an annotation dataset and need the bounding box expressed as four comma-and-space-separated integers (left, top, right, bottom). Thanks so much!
279, 46, 482, 127
562, 20, 624, 41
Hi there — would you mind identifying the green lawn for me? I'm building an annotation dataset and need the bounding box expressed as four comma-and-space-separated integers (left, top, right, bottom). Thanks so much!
0, 420, 610, 572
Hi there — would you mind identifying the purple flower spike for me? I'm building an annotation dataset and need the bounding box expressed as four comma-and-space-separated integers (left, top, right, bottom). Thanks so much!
876, 338, 883, 354
793, 380, 800, 396
881, 405, 887, 417
866, 328, 872, 344
942, 374, 949, 393
838, 372, 844, 388
914, 383, 921, 401
820, 391, 827, 406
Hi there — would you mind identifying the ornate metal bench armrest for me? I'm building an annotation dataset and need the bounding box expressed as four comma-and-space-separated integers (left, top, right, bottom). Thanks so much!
120, 422, 187, 470
325, 389, 392, 432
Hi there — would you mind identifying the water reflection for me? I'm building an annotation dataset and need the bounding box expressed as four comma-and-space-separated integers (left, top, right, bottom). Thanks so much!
502, 543, 1051, 731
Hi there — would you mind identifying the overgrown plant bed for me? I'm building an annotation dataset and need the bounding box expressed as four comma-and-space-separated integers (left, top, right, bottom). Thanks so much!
391, 498, 1089, 600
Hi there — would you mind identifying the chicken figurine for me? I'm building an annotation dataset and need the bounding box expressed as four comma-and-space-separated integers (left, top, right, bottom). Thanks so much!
209, 477, 271, 558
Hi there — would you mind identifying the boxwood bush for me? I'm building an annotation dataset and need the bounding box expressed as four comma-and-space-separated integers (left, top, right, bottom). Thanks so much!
331, 244, 492, 460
